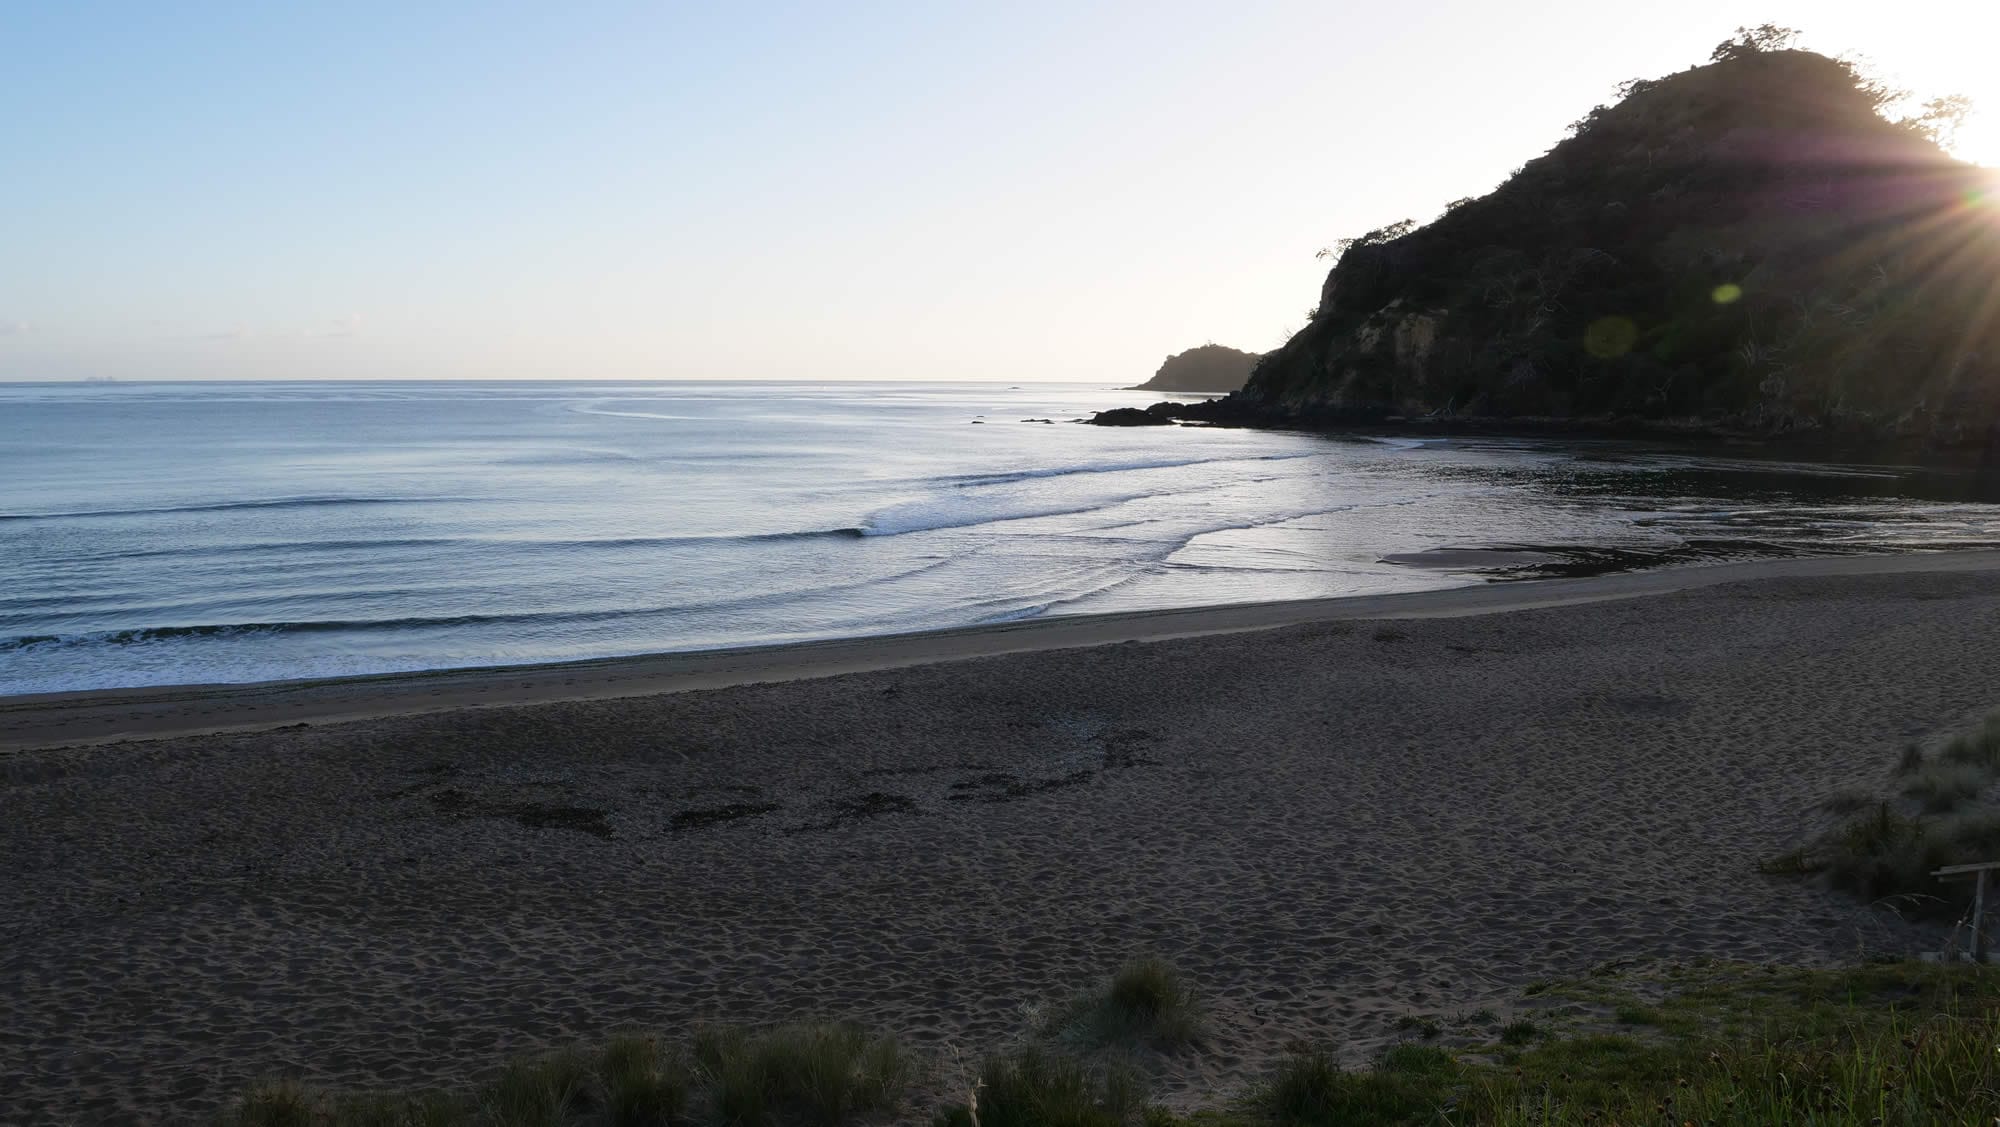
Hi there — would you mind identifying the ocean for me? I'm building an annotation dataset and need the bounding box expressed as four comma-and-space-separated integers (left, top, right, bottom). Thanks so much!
5, 379, 2000, 696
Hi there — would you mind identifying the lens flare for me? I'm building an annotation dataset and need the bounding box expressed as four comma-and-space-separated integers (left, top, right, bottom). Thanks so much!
1584, 316, 1638, 358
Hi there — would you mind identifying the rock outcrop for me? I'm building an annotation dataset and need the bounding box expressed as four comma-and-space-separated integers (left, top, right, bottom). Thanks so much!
1088, 405, 1176, 426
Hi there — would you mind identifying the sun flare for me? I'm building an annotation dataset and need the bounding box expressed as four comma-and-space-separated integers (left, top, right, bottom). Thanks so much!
1946, 102, 2000, 168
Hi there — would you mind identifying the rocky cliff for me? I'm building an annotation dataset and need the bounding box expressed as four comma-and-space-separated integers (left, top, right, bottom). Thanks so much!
1153, 43, 2000, 457
1130, 343, 1262, 392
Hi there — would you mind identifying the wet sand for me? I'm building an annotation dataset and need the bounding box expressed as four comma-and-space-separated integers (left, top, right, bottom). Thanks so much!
6, 552, 2000, 1122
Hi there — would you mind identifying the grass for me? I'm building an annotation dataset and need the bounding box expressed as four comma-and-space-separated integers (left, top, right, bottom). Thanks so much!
1609, 1002, 1660, 1026
1755, 845, 1823, 875
1186, 962, 2000, 1126
1457, 961, 2000, 1125
228, 1024, 895, 1127
1248, 1044, 1458, 1126
1043, 957, 1204, 1050
1941, 714, 2000, 770
226, 962, 2000, 1126
694, 1024, 904, 1126
1762, 709, 2000, 914
1902, 764, 1988, 813
1823, 803, 1944, 902
1897, 742, 1927, 775
1797, 803, 2000, 912
934, 1046, 1142, 1127
1393, 1014, 1441, 1040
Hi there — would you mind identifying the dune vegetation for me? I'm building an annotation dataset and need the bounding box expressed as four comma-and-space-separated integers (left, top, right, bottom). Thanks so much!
1763, 709, 2000, 915
224, 957, 2000, 1125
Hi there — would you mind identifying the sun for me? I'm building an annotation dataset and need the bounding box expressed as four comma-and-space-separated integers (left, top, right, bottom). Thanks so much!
1953, 109, 2000, 169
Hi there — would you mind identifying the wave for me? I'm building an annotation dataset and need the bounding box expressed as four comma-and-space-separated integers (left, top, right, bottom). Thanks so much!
565, 528, 867, 547
858, 454, 1342, 537
859, 495, 1146, 537
0, 495, 459, 523
38, 528, 869, 567
940, 451, 1319, 489
0, 613, 589, 652
565, 403, 698, 422
0, 548, 959, 656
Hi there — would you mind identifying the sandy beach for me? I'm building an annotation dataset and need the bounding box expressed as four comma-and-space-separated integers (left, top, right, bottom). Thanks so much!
8, 552, 2000, 1123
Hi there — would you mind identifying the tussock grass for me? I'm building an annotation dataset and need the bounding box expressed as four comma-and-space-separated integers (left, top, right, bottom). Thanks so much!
1791, 803, 2000, 912
1764, 709, 2000, 912
226, 1024, 894, 1127
1392, 1014, 1441, 1040
1252, 1043, 1457, 1126
597, 1034, 689, 1127
1941, 714, 2000, 770
1823, 803, 1942, 902
1755, 845, 1822, 875
1896, 742, 1926, 775
1044, 957, 1204, 1050
485, 1049, 597, 1126
1903, 763, 1988, 813
695, 1023, 903, 1127
934, 1046, 1142, 1127
228, 1080, 315, 1127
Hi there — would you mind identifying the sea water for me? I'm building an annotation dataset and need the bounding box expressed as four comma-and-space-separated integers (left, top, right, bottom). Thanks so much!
5, 380, 2000, 695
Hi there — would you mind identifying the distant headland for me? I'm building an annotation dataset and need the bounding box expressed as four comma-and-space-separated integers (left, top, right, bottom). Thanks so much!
1126, 343, 1262, 393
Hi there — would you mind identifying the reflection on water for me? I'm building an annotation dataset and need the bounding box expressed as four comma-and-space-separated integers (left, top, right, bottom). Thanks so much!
1384, 442, 2000, 580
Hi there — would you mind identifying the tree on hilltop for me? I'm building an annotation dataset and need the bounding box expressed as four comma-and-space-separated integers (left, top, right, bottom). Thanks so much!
1710, 24, 1800, 62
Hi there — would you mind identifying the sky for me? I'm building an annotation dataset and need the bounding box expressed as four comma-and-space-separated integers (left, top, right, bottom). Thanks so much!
3, 1, 1996, 383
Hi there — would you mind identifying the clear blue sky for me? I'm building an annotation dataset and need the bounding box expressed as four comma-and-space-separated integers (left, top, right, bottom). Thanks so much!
3, 1, 1993, 382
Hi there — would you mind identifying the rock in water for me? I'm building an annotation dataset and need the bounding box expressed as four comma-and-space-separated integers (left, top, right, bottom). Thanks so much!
1087, 406, 1175, 427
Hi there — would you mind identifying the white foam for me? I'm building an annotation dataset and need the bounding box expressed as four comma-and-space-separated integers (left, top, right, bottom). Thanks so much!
860, 493, 1147, 536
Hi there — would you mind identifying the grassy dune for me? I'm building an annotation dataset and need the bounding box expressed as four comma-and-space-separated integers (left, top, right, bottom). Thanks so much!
226, 959, 2000, 1126
1764, 710, 2000, 914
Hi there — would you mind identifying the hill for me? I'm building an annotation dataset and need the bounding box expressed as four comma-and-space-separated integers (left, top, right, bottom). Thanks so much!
1129, 343, 1262, 392
1141, 32, 2000, 458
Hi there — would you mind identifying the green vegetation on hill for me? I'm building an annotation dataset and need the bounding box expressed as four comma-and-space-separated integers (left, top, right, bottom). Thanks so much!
1130, 344, 1262, 393
1170, 28, 2000, 456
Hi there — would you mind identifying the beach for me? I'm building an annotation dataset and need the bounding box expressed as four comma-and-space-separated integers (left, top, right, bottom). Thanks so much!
8, 552, 2000, 1122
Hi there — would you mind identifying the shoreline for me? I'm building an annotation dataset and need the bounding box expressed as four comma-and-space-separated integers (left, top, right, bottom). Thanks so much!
1131, 398, 2000, 469
7, 548, 2000, 753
